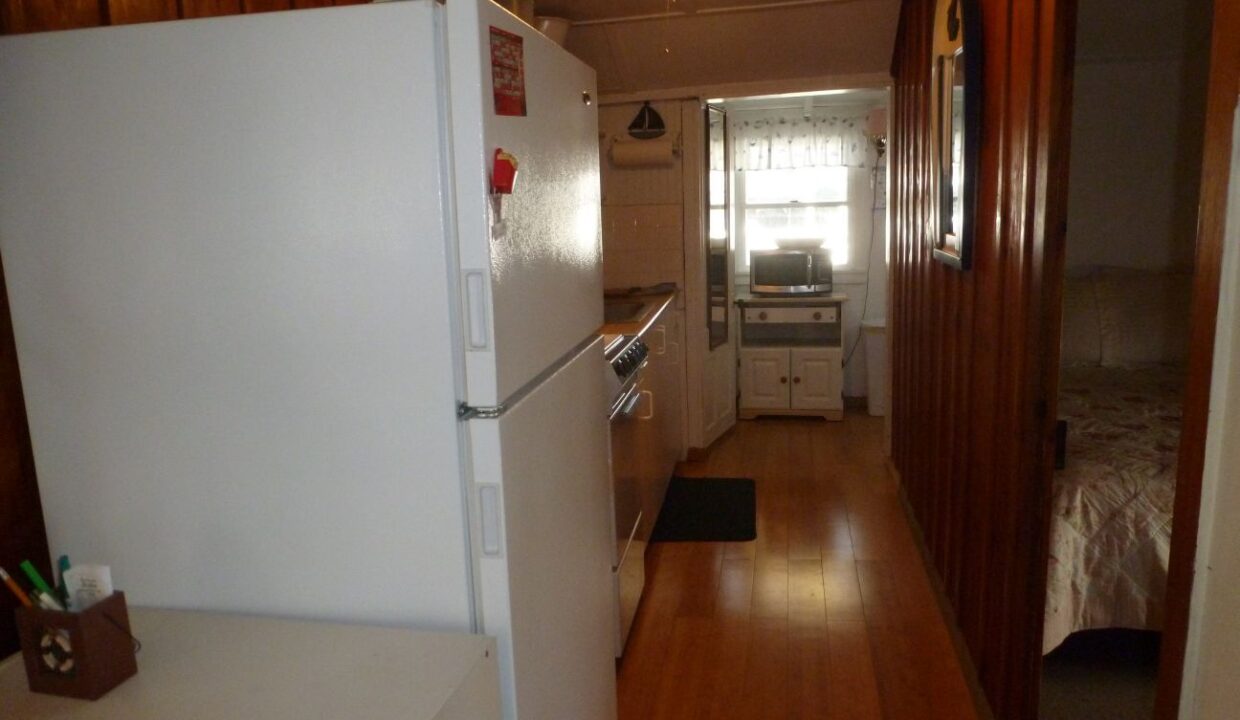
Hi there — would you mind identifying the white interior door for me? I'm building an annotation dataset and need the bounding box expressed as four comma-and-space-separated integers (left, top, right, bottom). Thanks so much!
740, 348, 790, 409
470, 338, 616, 720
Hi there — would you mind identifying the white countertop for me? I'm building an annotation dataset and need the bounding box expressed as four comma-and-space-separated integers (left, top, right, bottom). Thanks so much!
0, 608, 496, 720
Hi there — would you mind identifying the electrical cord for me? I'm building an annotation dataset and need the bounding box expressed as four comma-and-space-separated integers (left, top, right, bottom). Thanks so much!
843, 159, 882, 368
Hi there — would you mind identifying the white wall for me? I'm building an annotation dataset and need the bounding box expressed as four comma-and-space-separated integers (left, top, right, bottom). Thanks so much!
843, 174, 889, 398
1066, 60, 1196, 268
598, 101, 687, 291
1065, 0, 1211, 270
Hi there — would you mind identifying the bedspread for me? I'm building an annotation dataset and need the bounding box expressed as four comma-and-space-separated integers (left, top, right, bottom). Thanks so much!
1043, 364, 1183, 654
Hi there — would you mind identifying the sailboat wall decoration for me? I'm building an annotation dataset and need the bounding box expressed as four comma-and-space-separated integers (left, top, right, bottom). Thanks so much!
628, 101, 666, 139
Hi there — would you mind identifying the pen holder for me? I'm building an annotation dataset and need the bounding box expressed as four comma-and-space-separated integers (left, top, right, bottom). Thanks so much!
14, 591, 138, 700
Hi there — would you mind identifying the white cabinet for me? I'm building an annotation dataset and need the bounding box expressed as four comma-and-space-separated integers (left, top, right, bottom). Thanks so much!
737, 297, 845, 420
739, 348, 791, 409
791, 348, 844, 410
634, 303, 684, 545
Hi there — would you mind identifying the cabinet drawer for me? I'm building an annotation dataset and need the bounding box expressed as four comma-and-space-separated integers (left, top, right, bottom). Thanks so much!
743, 306, 837, 324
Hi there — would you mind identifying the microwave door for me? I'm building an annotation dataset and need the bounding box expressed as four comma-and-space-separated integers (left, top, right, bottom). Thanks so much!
751, 251, 829, 295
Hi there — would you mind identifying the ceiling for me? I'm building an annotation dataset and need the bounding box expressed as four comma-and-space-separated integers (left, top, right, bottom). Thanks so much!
553, 0, 900, 95
534, 0, 872, 23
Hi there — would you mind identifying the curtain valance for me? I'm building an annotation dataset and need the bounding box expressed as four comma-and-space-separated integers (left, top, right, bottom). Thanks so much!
726, 108, 870, 171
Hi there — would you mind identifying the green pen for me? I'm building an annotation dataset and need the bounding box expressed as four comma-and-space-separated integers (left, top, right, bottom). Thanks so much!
19, 560, 56, 601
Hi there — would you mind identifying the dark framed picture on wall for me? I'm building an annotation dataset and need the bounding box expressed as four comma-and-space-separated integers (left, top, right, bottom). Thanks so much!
932, 0, 981, 270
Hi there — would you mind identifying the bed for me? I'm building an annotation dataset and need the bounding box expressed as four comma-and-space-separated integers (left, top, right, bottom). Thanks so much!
1042, 269, 1190, 654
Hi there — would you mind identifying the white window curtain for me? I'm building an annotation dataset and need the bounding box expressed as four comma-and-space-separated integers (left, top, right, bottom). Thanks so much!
728, 108, 870, 170
709, 112, 726, 172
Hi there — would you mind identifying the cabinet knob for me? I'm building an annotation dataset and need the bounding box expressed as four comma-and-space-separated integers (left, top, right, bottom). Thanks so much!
780, 376, 788, 384
759, 311, 768, 321
813, 311, 822, 320
793, 377, 801, 384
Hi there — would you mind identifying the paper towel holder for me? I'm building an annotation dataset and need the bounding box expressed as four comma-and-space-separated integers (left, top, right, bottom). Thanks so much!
606, 132, 682, 165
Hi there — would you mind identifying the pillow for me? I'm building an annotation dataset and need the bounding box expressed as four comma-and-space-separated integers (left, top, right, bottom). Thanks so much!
1095, 268, 1192, 367
1060, 274, 1102, 366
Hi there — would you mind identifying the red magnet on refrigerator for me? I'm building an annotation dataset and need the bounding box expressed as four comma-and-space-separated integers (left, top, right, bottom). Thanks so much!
492, 149, 518, 194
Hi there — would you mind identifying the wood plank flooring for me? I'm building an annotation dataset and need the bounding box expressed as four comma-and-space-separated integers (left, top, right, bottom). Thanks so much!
616, 415, 982, 720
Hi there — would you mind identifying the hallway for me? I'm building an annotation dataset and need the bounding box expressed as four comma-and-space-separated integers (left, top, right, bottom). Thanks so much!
616, 415, 982, 720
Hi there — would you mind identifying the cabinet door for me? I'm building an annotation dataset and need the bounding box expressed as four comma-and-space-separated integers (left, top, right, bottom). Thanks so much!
739, 349, 790, 409
652, 314, 683, 479
790, 348, 843, 411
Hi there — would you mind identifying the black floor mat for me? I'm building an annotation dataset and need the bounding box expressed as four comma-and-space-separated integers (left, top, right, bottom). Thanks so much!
650, 477, 757, 542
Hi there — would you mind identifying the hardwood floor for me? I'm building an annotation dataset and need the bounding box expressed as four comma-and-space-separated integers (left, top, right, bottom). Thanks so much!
616, 414, 982, 720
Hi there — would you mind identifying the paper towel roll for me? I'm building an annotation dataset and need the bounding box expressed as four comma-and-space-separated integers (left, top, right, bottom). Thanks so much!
609, 138, 677, 167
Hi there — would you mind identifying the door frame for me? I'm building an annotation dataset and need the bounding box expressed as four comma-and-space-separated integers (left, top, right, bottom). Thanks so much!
1154, 1, 1240, 716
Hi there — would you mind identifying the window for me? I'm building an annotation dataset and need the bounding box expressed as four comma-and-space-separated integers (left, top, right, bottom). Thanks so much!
722, 100, 882, 276
735, 167, 852, 270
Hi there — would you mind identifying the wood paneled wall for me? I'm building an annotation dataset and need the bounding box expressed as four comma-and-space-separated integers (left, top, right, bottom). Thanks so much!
888, 0, 1076, 718
0, 261, 49, 658
0, 0, 365, 34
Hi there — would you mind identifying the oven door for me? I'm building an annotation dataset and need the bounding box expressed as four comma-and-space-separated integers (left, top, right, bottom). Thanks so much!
608, 378, 647, 656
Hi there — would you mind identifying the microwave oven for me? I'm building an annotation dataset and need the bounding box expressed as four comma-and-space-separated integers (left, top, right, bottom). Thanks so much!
750, 248, 833, 296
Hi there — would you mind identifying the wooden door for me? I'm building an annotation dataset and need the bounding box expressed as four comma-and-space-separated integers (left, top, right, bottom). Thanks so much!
739, 348, 789, 410
1155, 1, 1240, 716
790, 348, 842, 411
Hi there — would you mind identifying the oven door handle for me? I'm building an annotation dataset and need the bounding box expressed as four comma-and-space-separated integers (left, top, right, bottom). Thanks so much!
610, 383, 642, 420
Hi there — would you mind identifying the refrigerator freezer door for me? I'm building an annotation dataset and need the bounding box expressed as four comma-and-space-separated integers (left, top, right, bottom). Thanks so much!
468, 338, 617, 720
0, 4, 475, 628
448, 0, 604, 407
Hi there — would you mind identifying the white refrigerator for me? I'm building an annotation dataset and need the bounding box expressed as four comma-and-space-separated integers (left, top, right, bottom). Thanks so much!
0, 2, 616, 719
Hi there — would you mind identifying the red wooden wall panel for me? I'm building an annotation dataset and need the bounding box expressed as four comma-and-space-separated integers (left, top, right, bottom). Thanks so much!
180, 0, 241, 18
889, 0, 1076, 717
1, 0, 362, 31
241, 0, 290, 13
108, 0, 177, 25
1, 0, 101, 32
0, 263, 51, 658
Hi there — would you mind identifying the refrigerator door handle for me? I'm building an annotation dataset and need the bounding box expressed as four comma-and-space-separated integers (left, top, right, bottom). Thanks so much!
464, 270, 490, 349
479, 484, 504, 557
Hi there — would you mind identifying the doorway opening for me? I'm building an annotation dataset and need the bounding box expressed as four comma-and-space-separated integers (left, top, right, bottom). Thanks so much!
1041, 1, 1214, 718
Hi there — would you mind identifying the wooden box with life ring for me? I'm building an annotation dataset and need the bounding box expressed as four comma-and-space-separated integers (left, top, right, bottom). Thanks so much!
14, 591, 138, 700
